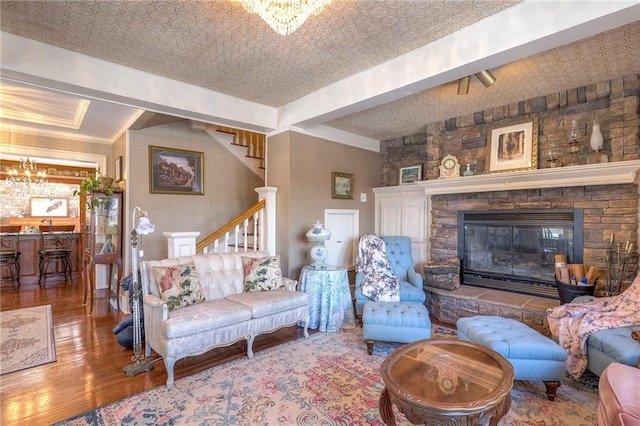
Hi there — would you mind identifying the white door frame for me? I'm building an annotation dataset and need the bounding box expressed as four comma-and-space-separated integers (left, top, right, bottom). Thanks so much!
324, 209, 359, 269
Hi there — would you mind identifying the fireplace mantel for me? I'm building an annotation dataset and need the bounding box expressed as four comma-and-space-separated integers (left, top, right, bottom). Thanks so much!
406, 160, 640, 196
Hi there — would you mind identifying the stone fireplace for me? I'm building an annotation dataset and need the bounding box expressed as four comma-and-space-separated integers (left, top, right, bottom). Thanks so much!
457, 209, 583, 299
418, 162, 639, 329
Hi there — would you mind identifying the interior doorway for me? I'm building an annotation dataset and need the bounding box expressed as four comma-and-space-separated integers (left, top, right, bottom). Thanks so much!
323, 209, 359, 269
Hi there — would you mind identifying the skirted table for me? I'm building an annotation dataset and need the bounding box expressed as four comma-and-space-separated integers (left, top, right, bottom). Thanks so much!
299, 265, 356, 332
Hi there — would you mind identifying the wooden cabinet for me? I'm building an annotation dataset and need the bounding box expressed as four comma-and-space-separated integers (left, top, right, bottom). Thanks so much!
80, 192, 123, 315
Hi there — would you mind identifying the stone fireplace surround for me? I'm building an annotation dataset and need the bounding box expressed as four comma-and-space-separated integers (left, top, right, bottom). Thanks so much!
418, 161, 640, 332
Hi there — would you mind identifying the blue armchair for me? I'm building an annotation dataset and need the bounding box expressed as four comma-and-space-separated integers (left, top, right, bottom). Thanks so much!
354, 235, 426, 318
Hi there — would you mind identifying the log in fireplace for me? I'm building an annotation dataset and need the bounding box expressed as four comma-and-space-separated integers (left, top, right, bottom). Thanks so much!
457, 209, 584, 299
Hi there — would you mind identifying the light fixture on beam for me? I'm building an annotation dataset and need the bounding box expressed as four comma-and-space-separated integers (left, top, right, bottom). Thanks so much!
235, 0, 332, 36
456, 70, 497, 95
457, 76, 470, 95
475, 70, 497, 87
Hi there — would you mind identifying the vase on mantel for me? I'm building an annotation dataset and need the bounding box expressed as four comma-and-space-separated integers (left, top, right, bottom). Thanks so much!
587, 122, 608, 164
590, 122, 604, 151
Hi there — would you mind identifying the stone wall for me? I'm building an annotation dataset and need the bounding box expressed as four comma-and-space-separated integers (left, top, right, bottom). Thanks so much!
378, 73, 640, 286
380, 74, 639, 185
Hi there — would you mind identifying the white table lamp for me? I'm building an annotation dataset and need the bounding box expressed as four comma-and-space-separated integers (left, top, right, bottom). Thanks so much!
306, 221, 331, 269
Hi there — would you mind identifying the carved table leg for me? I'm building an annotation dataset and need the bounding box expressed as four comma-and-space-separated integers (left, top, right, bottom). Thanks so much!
543, 381, 561, 401
379, 387, 396, 426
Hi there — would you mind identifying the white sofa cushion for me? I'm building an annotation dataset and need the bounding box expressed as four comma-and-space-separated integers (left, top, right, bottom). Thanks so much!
226, 290, 310, 319
163, 299, 252, 339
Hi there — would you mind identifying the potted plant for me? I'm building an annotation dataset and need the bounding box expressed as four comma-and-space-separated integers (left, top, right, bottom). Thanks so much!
74, 168, 116, 208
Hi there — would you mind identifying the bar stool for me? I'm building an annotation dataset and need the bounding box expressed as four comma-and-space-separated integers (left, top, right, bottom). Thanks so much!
39, 225, 75, 287
0, 225, 22, 288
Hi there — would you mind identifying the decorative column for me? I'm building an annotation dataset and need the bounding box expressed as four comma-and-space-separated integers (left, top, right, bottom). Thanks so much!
164, 231, 201, 258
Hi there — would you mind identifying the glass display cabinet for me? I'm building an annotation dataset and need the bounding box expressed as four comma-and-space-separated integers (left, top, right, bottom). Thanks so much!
80, 192, 123, 316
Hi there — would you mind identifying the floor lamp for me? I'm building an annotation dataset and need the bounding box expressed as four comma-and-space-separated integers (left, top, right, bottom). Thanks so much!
123, 207, 155, 377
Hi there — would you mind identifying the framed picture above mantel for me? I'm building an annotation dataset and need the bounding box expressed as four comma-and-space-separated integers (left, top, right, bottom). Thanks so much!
399, 165, 422, 184
486, 117, 539, 173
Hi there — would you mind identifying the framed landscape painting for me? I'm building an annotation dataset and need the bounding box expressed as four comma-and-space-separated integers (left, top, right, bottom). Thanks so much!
331, 172, 354, 199
149, 146, 204, 195
399, 165, 422, 184
486, 118, 538, 173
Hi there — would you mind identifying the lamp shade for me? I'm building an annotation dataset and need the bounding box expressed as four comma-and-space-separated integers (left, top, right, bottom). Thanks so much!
306, 221, 331, 242
133, 207, 155, 235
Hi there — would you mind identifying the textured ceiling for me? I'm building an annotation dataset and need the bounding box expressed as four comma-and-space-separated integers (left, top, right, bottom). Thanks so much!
0, 0, 639, 142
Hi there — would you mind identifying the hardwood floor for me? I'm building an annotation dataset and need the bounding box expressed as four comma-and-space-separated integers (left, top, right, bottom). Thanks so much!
0, 276, 308, 425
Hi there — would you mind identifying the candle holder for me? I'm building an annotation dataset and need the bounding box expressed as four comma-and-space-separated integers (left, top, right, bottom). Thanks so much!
565, 120, 582, 166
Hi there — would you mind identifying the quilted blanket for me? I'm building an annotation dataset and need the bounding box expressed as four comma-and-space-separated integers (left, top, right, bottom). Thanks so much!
355, 234, 399, 302
547, 274, 640, 379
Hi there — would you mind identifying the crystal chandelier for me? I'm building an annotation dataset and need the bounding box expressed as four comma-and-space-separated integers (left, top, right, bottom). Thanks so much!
6, 157, 47, 184
236, 0, 332, 36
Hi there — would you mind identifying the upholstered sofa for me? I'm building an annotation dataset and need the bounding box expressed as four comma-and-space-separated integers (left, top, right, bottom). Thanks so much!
140, 251, 310, 388
354, 235, 426, 318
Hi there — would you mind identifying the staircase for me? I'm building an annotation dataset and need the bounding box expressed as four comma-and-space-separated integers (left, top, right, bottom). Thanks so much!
193, 122, 266, 180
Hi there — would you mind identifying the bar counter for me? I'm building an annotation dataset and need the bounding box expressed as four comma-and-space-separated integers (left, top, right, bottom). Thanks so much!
0, 231, 83, 287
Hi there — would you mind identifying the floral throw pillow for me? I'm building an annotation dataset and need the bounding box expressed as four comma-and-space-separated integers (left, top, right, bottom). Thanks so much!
242, 255, 284, 292
152, 263, 205, 311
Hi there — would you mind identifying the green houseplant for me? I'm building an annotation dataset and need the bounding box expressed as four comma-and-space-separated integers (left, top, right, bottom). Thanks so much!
74, 168, 116, 208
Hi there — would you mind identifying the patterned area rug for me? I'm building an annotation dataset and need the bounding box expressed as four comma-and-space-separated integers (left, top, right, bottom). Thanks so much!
57, 325, 599, 425
0, 305, 57, 375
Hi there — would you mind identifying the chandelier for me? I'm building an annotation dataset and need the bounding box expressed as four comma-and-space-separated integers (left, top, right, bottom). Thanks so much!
6, 157, 47, 184
236, 0, 332, 36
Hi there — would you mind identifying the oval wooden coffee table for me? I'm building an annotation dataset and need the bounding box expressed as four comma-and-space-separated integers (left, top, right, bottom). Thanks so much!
379, 339, 514, 426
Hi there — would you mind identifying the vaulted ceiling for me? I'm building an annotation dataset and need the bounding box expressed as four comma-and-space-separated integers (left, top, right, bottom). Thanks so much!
1, 1, 638, 149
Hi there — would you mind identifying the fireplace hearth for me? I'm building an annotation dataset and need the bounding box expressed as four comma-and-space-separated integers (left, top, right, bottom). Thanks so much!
458, 209, 584, 299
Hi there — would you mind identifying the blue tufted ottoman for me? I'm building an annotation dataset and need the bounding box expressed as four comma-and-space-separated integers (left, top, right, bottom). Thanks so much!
457, 315, 568, 401
362, 301, 431, 355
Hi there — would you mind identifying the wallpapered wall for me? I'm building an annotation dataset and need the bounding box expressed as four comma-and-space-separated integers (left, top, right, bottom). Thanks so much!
128, 121, 265, 262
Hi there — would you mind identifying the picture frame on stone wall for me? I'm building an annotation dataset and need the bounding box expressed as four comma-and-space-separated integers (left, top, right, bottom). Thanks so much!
399, 165, 422, 184
487, 117, 538, 173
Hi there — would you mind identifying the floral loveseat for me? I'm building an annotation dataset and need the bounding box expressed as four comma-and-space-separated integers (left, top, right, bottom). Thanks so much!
140, 251, 310, 388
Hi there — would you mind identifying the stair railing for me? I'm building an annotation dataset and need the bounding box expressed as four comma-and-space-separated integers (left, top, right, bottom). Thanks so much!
196, 200, 265, 254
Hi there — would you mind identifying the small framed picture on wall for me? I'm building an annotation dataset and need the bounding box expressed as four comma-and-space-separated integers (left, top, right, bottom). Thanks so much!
115, 156, 123, 182
331, 172, 354, 199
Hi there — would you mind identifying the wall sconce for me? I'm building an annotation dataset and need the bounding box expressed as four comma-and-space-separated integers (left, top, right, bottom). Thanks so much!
457, 70, 496, 95
305, 221, 331, 270
124, 207, 156, 377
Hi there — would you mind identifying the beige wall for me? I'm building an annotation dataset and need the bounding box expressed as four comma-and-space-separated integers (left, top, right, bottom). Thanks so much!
268, 131, 380, 279
128, 121, 264, 262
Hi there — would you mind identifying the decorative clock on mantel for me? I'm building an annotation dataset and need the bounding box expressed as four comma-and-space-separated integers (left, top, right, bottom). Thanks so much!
439, 154, 460, 178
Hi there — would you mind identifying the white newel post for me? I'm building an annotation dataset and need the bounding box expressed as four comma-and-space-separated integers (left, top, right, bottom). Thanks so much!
164, 231, 201, 258
256, 186, 277, 256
